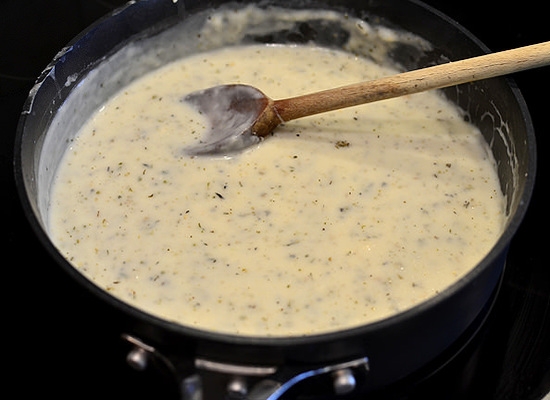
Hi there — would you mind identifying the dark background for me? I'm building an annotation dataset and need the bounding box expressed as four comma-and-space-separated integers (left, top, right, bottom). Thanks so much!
1, 0, 548, 398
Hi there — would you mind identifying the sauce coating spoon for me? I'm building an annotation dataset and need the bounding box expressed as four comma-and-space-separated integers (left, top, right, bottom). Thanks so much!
184, 41, 550, 156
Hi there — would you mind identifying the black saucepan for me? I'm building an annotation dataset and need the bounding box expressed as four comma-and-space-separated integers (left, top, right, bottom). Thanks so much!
14, 0, 536, 398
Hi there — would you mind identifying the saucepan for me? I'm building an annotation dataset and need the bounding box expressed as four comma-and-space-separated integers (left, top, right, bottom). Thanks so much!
14, 0, 536, 398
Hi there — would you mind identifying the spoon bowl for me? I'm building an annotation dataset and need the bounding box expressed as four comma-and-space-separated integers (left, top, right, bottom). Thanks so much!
184, 84, 271, 155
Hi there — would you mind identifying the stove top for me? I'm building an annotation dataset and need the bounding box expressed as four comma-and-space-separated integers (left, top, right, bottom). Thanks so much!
2, 1, 548, 398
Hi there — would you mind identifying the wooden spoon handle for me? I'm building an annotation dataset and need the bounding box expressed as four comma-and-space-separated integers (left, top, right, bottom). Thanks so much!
274, 41, 550, 122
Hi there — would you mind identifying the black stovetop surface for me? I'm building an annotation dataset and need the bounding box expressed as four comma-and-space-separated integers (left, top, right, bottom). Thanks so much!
2, 1, 549, 398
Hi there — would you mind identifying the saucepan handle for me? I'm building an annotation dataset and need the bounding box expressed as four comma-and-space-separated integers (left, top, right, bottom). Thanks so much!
122, 333, 369, 400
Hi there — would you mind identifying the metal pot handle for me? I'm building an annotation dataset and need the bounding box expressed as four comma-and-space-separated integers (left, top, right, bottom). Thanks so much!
123, 333, 369, 399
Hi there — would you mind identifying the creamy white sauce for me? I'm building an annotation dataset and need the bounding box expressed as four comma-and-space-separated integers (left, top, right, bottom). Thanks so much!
48, 31, 505, 337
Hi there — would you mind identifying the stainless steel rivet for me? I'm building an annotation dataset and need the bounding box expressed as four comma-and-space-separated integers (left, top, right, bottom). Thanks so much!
227, 376, 247, 398
332, 368, 356, 395
126, 347, 149, 371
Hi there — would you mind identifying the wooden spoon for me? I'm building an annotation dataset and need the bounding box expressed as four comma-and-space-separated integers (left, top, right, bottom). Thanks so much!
184, 41, 550, 156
